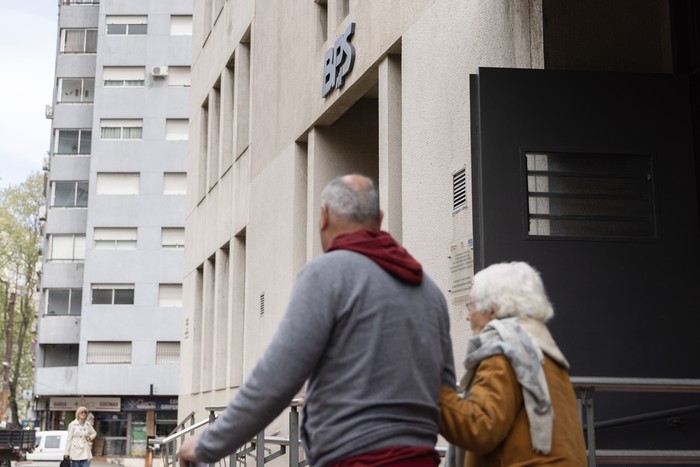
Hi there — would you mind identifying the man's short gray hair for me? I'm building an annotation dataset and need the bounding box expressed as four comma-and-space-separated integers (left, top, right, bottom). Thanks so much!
471, 261, 554, 323
320, 175, 380, 225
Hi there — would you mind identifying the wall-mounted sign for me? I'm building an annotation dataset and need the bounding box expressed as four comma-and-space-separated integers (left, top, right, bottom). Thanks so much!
49, 397, 121, 412
448, 236, 474, 302
322, 23, 356, 97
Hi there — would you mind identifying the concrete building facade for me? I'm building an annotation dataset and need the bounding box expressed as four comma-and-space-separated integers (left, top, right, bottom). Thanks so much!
36, 0, 192, 459
179, 0, 700, 458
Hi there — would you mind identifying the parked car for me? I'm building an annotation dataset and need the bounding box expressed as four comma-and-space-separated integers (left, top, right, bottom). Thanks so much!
26, 431, 66, 462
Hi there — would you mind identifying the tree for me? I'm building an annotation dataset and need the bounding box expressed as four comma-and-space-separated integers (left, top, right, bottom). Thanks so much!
0, 172, 44, 428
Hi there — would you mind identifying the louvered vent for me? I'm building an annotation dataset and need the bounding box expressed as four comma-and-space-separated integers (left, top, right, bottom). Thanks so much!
525, 152, 655, 238
259, 292, 265, 316
453, 167, 467, 213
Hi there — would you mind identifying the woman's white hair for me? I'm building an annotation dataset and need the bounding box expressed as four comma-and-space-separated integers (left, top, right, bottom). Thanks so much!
471, 261, 554, 322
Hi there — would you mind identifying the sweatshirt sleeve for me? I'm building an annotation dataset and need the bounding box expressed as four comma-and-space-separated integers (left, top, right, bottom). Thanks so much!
195, 262, 339, 462
439, 355, 521, 454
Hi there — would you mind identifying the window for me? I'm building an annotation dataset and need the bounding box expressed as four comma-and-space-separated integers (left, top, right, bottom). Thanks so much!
51, 181, 88, 207
91, 284, 135, 305
55, 129, 91, 155
48, 235, 86, 262
165, 119, 189, 140
170, 15, 193, 35
63, 0, 100, 5
106, 16, 148, 35
61, 29, 97, 53
45, 289, 82, 315
156, 342, 180, 364
163, 173, 186, 195
96, 173, 139, 195
44, 435, 63, 449
168, 67, 191, 87
525, 152, 656, 238
40, 344, 79, 367
58, 78, 94, 103
100, 119, 143, 140
159, 284, 182, 307
161, 228, 184, 249
87, 342, 132, 364
94, 228, 137, 249
103, 66, 145, 87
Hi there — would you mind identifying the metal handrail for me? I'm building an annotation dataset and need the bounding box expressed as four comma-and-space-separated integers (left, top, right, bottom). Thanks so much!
572, 377, 700, 466
151, 399, 308, 467
158, 416, 212, 445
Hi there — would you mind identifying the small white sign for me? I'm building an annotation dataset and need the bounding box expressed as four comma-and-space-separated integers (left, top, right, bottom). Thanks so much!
448, 237, 474, 301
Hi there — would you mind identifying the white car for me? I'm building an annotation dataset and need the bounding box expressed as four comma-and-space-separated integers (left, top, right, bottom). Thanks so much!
26, 431, 67, 462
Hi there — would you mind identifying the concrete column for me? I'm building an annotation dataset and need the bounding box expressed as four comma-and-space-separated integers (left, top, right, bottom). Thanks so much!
378, 55, 403, 242
233, 42, 251, 159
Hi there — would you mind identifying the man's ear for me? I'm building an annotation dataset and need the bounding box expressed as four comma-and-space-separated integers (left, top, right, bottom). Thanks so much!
320, 205, 329, 231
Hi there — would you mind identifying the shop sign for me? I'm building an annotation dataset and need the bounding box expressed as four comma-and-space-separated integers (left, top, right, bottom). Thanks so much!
122, 397, 179, 411
49, 397, 121, 412
322, 23, 356, 97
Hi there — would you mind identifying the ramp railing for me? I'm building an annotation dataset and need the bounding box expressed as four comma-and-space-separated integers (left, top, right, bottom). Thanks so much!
150, 398, 306, 467
572, 377, 700, 466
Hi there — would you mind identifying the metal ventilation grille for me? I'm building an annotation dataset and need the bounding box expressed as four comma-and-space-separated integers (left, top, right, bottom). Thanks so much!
452, 167, 467, 213
525, 152, 655, 239
259, 292, 265, 316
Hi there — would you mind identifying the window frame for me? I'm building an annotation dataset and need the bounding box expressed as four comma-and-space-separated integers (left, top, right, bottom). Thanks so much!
91, 284, 135, 305
106, 16, 148, 36
55, 129, 92, 155
161, 228, 185, 249
100, 119, 143, 140
48, 234, 86, 262
86, 341, 132, 364
45, 288, 83, 316
50, 181, 89, 207
158, 284, 183, 307
60, 28, 97, 53
93, 227, 138, 249
58, 78, 95, 103
155, 342, 180, 364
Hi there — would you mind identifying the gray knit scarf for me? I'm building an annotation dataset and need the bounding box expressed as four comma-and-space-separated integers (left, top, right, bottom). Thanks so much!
445, 318, 560, 466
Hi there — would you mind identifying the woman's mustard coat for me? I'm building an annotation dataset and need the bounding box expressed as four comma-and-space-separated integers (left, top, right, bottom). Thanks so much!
440, 354, 587, 466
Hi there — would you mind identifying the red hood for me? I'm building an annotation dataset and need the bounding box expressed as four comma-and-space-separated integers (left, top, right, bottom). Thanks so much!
327, 230, 423, 285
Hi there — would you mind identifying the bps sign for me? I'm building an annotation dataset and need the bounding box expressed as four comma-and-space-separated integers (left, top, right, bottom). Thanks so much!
322, 23, 356, 97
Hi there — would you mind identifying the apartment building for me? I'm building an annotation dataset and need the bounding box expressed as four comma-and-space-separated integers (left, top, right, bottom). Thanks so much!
180, 0, 700, 460
36, 0, 192, 459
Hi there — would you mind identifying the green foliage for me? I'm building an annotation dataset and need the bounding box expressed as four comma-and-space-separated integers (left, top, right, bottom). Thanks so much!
0, 172, 44, 427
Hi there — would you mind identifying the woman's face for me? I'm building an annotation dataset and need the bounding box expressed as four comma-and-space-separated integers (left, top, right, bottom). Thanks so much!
78, 410, 88, 422
466, 299, 497, 335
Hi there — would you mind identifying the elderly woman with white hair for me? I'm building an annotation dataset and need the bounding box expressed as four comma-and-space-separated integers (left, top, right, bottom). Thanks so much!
440, 261, 586, 466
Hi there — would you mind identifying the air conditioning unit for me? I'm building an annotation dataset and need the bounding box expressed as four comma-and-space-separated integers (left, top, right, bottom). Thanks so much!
152, 66, 169, 78
38, 206, 47, 221
45, 105, 53, 119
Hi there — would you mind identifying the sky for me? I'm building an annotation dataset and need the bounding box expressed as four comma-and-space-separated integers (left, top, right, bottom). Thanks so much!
0, 1, 58, 189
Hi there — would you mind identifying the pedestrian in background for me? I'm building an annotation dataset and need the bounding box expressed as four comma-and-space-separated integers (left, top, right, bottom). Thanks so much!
179, 174, 455, 467
64, 406, 97, 467
440, 261, 586, 466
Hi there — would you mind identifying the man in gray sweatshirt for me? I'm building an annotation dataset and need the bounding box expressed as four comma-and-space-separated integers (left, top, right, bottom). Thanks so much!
178, 174, 455, 467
